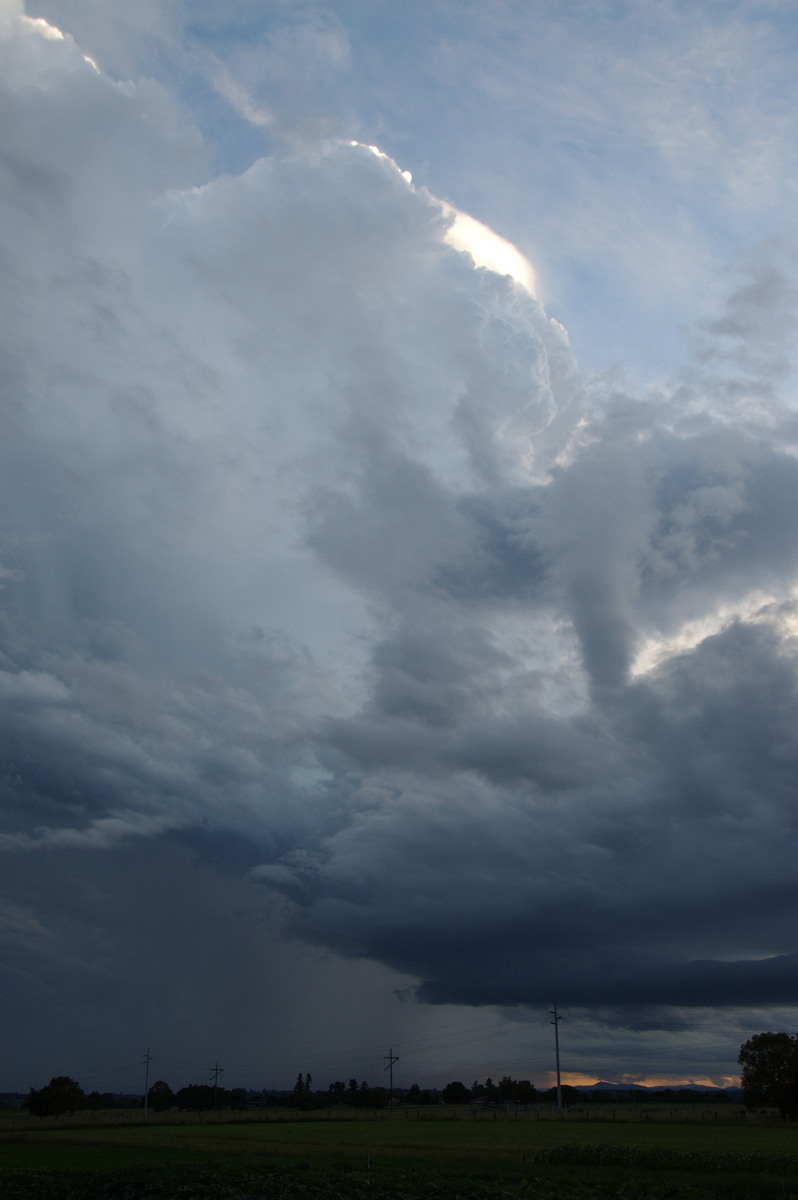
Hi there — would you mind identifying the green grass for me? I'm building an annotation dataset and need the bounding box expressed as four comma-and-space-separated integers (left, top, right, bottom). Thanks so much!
3, 1106, 795, 1164
3, 1107, 798, 1198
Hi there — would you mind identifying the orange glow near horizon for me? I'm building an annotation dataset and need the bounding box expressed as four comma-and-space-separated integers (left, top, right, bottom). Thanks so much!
539, 1072, 740, 1090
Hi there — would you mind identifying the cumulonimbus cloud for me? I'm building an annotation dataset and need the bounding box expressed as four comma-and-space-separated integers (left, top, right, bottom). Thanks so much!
3, 8, 798, 1023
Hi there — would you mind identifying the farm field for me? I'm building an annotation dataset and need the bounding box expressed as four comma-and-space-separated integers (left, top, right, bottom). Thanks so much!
2, 1107, 798, 1198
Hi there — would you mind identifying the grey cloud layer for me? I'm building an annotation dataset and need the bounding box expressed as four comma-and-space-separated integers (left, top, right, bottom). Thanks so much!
3, 12, 798, 1040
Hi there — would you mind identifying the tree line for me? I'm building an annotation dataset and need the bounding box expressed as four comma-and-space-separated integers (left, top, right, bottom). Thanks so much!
23, 1032, 798, 1120
22, 1072, 737, 1118
24, 1077, 249, 1117
23, 1073, 545, 1116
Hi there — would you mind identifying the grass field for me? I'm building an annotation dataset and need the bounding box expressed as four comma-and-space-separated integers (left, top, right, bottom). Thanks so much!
2, 1105, 798, 1198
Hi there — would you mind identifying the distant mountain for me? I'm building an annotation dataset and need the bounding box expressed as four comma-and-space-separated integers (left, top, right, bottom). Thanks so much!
578, 1081, 646, 1091
576, 1081, 741, 1094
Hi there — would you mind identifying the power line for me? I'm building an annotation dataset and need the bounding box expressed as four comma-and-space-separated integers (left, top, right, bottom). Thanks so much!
70, 1008, 558, 1094
79, 1059, 147, 1083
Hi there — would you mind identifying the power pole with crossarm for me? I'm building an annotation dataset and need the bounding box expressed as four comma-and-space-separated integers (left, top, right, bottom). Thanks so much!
384, 1048, 399, 1112
550, 1004, 563, 1113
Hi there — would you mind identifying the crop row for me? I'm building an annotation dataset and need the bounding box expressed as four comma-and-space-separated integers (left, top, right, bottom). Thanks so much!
0, 1162, 784, 1200
536, 1142, 798, 1174
0, 1165, 600, 1200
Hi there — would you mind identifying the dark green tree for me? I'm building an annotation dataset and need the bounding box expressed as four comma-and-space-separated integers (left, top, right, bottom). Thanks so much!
544, 1083, 580, 1108
497, 1076, 538, 1105
26, 1076, 85, 1117
147, 1080, 175, 1112
175, 1083, 215, 1111
739, 1032, 798, 1120
344, 1081, 387, 1109
292, 1072, 313, 1097
441, 1080, 471, 1104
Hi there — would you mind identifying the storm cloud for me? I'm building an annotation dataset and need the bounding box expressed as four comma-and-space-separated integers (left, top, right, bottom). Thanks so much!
3, 3, 798, 1089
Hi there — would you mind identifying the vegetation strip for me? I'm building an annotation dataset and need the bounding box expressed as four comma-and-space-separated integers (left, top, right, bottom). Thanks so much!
0, 1163, 787, 1200
535, 1142, 798, 1173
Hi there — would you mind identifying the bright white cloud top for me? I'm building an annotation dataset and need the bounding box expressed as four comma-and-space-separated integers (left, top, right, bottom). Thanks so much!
442, 204, 538, 296
3, 1, 798, 1092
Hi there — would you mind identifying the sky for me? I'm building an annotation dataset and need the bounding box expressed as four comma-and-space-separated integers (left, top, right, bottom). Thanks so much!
2, 0, 798, 1097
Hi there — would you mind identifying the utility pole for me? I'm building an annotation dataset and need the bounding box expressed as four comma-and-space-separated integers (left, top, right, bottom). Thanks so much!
210, 1063, 224, 1110
550, 1004, 562, 1114
384, 1049, 399, 1113
143, 1047, 152, 1117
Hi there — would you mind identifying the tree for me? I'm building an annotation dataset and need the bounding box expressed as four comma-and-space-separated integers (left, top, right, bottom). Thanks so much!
147, 1080, 175, 1112
26, 1076, 85, 1117
175, 1083, 215, 1111
740, 1032, 798, 1120
472, 1077, 498, 1103
344, 1081, 388, 1109
496, 1076, 538, 1105
441, 1080, 471, 1104
544, 1083, 580, 1109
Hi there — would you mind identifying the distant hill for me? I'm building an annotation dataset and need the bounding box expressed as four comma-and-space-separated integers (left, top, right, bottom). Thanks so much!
577, 1081, 647, 1092
576, 1081, 741, 1096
